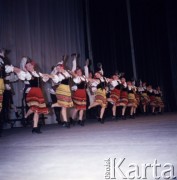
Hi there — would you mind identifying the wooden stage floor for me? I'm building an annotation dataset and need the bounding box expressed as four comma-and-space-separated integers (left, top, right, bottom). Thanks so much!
0, 113, 177, 180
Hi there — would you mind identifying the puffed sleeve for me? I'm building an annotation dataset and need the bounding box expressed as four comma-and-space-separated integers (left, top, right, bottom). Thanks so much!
111, 80, 118, 87
84, 65, 89, 78
92, 80, 99, 87
73, 76, 81, 84
25, 72, 32, 80
51, 67, 58, 75
42, 76, 49, 82
100, 68, 104, 76
5, 65, 14, 73
5, 73, 18, 82
0, 57, 4, 66
39, 72, 49, 82
52, 75, 60, 84
71, 57, 77, 72
17, 71, 32, 81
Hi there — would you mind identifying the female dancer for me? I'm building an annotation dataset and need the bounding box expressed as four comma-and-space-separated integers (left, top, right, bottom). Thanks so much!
138, 82, 150, 114
107, 73, 121, 119
117, 77, 128, 119
70, 66, 87, 126
6, 58, 49, 133
147, 85, 157, 115
88, 69, 110, 124
155, 86, 164, 113
49, 61, 74, 128
127, 81, 138, 118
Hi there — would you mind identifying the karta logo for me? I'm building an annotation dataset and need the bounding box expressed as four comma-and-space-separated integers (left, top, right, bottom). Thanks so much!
104, 158, 176, 179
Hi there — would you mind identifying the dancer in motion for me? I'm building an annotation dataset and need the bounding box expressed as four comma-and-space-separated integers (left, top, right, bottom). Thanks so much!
147, 85, 157, 115
107, 72, 121, 120
127, 81, 137, 118
138, 82, 150, 114
47, 55, 77, 128
117, 77, 128, 120
155, 86, 164, 114
70, 64, 87, 126
6, 57, 49, 133
88, 64, 111, 124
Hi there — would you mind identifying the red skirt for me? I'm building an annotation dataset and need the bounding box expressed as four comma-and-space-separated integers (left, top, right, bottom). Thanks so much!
72, 89, 87, 110
26, 87, 49, 114
149, 95, 157, 107
141, 93, 150, 105
117, 91, 128, 106
110, 88, 120, 104
135, 93, 140, 106
156, 97, 164, 108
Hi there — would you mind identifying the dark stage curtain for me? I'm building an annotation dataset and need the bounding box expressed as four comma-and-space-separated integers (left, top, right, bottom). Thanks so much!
165, 0, 177, 111
0, 0, 86, 106
130, 0, 176, 111
88, 0, 133, 78
88, 0, 177, 111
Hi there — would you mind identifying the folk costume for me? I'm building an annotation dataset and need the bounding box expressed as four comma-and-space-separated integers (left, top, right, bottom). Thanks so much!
88, 68, 109, 123
107, 75, 121, 119
5, 59, 48, 133
147, 86, 157, 114
51, 61, 74, 128
155, 87, 164, 113
117, 78, 128, 119
127, 82, 138, 118
138, 82, 150, 114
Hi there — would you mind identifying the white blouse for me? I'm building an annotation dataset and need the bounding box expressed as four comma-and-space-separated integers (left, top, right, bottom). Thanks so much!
73, 76, 87, 84
52, 71, 71, 84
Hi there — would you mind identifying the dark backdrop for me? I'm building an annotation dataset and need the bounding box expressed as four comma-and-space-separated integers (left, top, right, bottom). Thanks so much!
88, 0, 177, 111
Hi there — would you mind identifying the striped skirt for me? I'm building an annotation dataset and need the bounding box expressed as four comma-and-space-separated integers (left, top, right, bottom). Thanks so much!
118, 91, 128, 106
128, 93, 137, 107
0, 78, 5, 112
156, 97, 164, 108
149, 95, 157, 107
56, 84, 73, 108
135, 93, 140, 106
141, 93, 150, 105
72, 89, 86, 110
95, 88, 107, 108
26, 87, 48, 114
110, 88, 120, 104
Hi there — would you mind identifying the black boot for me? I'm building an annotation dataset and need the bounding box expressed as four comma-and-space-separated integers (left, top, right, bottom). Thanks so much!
66, 122, 70, 128
70, 118, 76, 126
129, 115, 135, 119
32, 128, 37, 133
121, 115, 126, 120
63, 122, 70, 128
15, 112, 20, 118
116, 116, 121, 120
112, 116, 116, 120
101, 118, 104, 124
80, 120, 85, 126
77, 120, 81, 125
98, 118, 104, 124
32, 127, 42, 134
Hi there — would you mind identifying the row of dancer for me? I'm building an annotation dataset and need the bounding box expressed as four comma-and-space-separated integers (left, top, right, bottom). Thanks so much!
3, 54, 164, 134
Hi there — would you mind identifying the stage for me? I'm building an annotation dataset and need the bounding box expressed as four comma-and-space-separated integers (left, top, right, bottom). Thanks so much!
0, 113, 177, 180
